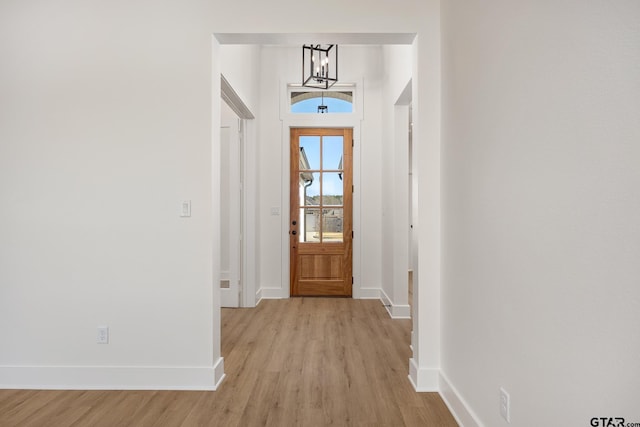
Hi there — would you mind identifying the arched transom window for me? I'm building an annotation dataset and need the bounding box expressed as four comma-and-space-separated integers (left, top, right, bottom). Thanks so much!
290, 90, 353, 113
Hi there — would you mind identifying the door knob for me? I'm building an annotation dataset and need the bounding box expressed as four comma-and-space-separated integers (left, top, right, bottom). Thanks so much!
291, 230, 297, 235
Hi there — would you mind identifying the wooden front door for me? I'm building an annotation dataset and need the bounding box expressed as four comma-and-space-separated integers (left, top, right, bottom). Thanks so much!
290, 128, 353, 296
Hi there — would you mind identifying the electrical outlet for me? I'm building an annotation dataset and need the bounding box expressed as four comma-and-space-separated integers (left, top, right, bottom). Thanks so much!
97, 326, 109, 344
180, 200, 191, 217
500, 387, 511, 423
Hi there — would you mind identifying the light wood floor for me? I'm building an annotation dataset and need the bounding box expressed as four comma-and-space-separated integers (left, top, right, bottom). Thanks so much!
0, 298, 457, 426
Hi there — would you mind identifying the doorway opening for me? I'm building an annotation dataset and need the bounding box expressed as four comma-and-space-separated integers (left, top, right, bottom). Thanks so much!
214, 33, 442, 391
220, 75, 255, 308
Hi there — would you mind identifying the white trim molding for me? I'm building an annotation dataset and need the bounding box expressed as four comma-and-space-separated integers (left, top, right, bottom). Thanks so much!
279, 78, 366, 301
439, 372, 483, 427
354, 287, 380, 299
221, 74, 255, 119
213, 357, 226, 389
259, 287, 289, 299
380, 289, 411, 319
0, 358, 226, 391
408, 358, 438, 392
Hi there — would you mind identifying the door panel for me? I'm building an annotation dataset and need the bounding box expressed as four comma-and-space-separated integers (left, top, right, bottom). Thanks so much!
290, 128, 353, 297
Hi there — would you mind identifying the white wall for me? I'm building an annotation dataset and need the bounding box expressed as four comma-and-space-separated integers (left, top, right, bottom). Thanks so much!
357, 47, 385, 295
380, 45, 412, 317
383, 46, 413, 106
255, 45, 385, 297
256, 46, 288, 293
441, 0, 640, 425
0, 1, 222, 388
220, 45, 261, 115
210, 1, 425, 34
219, 45, 261, 307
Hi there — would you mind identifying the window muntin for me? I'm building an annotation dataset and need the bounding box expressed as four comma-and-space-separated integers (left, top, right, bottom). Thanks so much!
298, 135, 345, 243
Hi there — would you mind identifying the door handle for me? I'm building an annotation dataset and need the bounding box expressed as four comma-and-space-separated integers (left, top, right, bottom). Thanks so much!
291, 230, 297, 235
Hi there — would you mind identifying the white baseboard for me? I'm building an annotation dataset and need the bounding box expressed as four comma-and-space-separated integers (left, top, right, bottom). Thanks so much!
259, 287, 288, 299
0, 360, 226, 391
355, 287, 381, 299
408, 358, 438, 392
392, 304, 411, 318
379, 290, 411, 319
439, 371, 482, 427
406, 362, 483, 426
380, 289, 392, 310
257, 287, 380, 300
255, 288, 263, 305
213, 357, 225, 389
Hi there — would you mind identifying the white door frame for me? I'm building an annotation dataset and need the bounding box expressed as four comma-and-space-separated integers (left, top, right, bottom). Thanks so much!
221, 75, 257, 308
220, 108, 240, 307
277, 80, 369, 300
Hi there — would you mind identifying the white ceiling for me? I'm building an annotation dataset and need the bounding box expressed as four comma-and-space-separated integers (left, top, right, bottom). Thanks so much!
214, 32, 416, 45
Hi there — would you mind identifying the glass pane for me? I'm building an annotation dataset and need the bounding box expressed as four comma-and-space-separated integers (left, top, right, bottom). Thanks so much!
300, 172, 320, 206
322, 208, 343, 242
301, 208, 321, 242
322, 136, 343, 170
322, 173, 343, 206
291, 92, 353, 113
299, 136, 320, 170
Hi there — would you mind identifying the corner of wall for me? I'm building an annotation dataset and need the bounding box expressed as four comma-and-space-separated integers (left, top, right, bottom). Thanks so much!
380, 289, 411, 319
408, 358, 438, 392
213, 357, 226, 389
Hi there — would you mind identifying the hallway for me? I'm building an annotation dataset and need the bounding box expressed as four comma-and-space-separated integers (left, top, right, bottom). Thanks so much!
0, 299, 457, 426
214, 298, 456, 426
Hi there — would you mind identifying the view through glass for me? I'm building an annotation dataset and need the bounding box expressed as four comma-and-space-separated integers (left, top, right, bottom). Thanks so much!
291, 92, 353, 113
299, 135, 344, 242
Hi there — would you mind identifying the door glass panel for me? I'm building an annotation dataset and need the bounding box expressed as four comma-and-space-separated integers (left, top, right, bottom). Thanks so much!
300, 172, 320, 206
322, 136, 343, 170
301, 208, 321, 242
322, 173, 343, 206
299, 136, 320, 170
322, 208, 343, 242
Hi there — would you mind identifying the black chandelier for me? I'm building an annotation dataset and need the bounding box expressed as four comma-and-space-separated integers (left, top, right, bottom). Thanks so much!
302, 44, 338, 89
